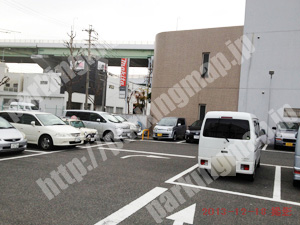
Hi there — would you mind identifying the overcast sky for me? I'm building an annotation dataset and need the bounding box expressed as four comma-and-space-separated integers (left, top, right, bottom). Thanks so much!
0, 0, 246, 73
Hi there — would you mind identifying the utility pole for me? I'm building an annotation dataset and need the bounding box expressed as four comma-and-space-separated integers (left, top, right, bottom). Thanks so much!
83, 25, 97, 110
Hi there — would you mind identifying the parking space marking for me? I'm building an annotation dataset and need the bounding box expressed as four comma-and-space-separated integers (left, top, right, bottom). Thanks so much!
168, 180, 300, 207
0, 150, 65, 162
261, 163, 293, 169
263, 149, 294, 154
262, 144, 268, 151
165, 164, 199, 183
25, 150, 47, 153
176, 140, 186, 144
165, 164, 300, 207
99, 147, 196, 159
79, 142, 118, 149
95, 187, 168, 225
139, 140, 186, 144
273, 166, 281, 200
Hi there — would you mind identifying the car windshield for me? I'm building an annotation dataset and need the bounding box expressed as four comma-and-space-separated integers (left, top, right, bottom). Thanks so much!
114, 115, 127, 122
102, 113, 121, 123
0, 117, 14, 129
36, 114, 66, 126
203, 118, 250, 140
70, 121, 85, 128
31, 105, 39, 110
158, 118, 177, 126
278, 122, 299, 131
191, 120, 202, 127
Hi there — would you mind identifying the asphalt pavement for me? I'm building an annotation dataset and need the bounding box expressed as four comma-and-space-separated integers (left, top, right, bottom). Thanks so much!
0, 139, 299, 225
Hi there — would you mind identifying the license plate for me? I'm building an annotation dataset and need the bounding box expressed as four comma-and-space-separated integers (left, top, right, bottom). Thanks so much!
157, 133, 162, 137
75, 138, 80, 142
11, 143, 19, 149
286, 142, 293, 147
194, 135, 200, 139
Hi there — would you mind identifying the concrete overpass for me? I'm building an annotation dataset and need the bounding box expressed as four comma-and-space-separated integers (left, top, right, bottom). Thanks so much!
0, 40, 154, 68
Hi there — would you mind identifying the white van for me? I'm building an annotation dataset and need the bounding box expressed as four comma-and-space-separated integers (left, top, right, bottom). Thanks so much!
198, 111, 266, 181
9, 102, 39, 111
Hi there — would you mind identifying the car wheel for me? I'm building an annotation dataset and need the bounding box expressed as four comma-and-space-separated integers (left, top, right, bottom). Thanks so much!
293, 180, 300, 187
17, 149, 25, 154
153, 137, 157, 140
173, 133, 177, 141
103, 131, 114, 142
186, 139, 191, 143
247, 170, 255, 182
39, 135, 53, 150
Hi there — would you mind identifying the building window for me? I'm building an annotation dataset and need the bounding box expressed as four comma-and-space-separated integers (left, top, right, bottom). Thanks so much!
106, 106, 114, 113
199, 104, 206, 122
40, 81, 48, 85
201, 53, 210, 77
116, 107, 123, 114
13, 83, 18, 92
284, 108, 300, 118
5, 83, 10, 87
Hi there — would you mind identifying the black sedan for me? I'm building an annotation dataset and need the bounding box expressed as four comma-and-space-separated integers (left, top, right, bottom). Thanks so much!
185, 120, 202, 143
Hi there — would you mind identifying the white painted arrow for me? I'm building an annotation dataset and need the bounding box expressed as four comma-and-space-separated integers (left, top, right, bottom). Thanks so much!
166, 204, 196, 225
121, 154, 170, 159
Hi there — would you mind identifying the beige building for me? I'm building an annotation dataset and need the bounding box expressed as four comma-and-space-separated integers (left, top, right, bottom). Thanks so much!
151, 26, 243, 126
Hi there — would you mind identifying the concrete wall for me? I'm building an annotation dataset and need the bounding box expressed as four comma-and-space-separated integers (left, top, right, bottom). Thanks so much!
151, 26, 243, 126
238, 0, 300, 140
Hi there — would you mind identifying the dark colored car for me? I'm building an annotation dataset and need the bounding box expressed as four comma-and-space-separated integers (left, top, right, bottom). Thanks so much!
185, 120, 202, 143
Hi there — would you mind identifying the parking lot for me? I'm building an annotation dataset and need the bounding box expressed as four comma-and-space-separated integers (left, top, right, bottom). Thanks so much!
0, 139, 299, 225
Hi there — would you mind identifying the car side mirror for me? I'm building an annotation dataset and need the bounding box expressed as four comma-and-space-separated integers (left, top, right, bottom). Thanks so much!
259, 129, 266, 136
272, 127, 276, 130
31, 121, 35, 126
178, 123, 181, 126
96, 118, 101, 122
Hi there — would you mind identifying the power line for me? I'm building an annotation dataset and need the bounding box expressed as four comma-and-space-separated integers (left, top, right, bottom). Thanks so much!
1, 0, 70, 28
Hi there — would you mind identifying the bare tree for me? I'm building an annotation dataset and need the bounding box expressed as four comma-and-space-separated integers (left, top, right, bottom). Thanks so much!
59, 30, 85, 109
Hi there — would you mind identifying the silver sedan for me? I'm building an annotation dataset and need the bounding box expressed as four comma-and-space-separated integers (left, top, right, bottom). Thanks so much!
0, 116, 27, 153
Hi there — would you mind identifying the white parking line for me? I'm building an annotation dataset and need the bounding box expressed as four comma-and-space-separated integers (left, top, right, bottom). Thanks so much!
273, 166, 281, 200
263, 149, 294, 154
99, 147, 196, 159
79, 143, 117, 149
165, 164, 198, 183
25, 150, 47, 153
0, 150, 65, 162
168, 180, 300, 207
139, 140, 186, 144
261, 163, 293, 169
165, 164, 300, 207
176, 140, 186, 144
262, 144, 268, 151
95, 187, 168, 225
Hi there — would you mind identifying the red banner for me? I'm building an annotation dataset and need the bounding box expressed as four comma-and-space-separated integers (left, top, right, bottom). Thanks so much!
120, 58, 128, 87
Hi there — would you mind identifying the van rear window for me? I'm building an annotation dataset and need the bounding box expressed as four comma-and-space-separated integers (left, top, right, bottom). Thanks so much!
203, 118, 250, 140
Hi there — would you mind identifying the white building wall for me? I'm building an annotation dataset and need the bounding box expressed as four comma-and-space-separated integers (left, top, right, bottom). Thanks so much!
238, 0, 300, 141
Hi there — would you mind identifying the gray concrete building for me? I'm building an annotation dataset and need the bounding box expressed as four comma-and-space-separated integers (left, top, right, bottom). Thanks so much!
238, 0, 300, 141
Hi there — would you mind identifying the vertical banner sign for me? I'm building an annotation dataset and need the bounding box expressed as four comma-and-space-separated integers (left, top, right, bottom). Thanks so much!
119, 58, 129, 99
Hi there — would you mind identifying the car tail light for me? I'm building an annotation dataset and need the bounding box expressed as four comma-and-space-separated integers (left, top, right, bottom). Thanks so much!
276, 138, 282, 141
241, 164, 249, 170
201, 160, 208, 166
294, 169, 300, 175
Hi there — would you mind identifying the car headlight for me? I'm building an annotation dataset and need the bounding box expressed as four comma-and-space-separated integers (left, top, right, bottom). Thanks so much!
55, 133, 70, 137
186, 130, 190, 134
276, 132, 282, 138
21, 132, 26, 139
167, 128, 172, 132
95, 131, 98, 135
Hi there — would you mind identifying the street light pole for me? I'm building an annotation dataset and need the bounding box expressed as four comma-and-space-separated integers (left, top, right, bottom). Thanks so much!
266, 70, 274, 140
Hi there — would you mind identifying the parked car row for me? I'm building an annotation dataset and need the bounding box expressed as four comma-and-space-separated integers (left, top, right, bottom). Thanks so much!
0, 110, 142, 152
